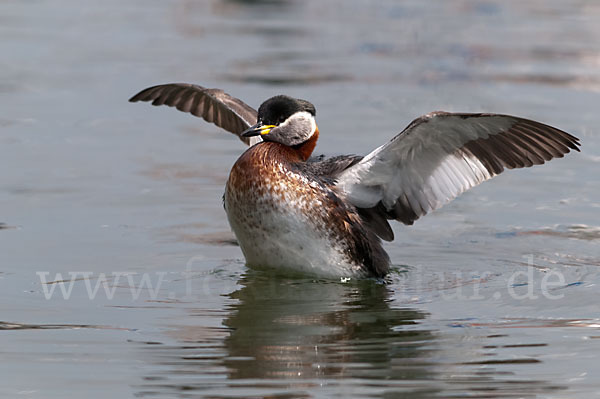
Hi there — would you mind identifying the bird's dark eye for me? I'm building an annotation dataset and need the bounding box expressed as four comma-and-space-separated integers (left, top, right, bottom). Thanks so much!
278, 116, 286, 124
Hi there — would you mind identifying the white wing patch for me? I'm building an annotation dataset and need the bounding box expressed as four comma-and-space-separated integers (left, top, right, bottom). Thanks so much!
336, 112, 579, 225
340, 146, 493, 218
337, 113, 511, 210
248, 136, 263, 146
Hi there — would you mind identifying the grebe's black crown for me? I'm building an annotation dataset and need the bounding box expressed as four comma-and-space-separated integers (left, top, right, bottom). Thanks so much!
258, 95, 316, 125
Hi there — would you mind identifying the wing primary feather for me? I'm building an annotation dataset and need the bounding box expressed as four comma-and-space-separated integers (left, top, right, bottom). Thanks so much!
489, 135, 521, 168
491, 134, 528, 168
177, 89, 196, 113
520, 120, 580, 151
521, 124, 569, 154
151, 86, 176, 106
519, 123, 575, 154
129, 83, 259, 145
501, 130, 544, 165
464, 138, 505, 174
164, 86, 184, 106
516, 126, 564, 160
190, 93, 204, 118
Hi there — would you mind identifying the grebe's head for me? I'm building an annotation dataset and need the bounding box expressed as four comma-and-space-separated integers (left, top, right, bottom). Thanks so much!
241, 95, 317, 147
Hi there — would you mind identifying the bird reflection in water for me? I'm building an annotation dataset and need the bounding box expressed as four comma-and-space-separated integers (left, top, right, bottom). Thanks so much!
134, 272, 570, 397
134, 273, 439, 397
222, 272, 435, 383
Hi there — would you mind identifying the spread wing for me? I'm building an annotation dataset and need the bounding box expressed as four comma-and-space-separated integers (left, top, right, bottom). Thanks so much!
129, 83, 261, 145
336, 112, 580, 239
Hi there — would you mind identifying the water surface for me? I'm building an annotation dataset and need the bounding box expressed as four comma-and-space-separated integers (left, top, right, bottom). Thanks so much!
1, 0, 599, 397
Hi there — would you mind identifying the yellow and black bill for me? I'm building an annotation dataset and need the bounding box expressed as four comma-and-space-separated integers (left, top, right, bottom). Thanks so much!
241, 123, 276, 137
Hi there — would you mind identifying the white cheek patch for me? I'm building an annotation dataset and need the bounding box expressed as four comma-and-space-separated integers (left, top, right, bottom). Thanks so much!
279, 111, 316, 144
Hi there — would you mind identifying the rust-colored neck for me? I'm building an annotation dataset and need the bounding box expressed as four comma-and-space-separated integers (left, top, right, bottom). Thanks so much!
292, 125, 319, 161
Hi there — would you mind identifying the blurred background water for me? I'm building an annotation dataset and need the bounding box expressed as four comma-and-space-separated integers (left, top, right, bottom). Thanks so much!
1, 0, 599, 397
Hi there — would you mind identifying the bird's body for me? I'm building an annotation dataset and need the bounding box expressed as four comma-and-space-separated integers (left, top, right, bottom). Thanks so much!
130, 84, 580, 278
224, 140, 389, 277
